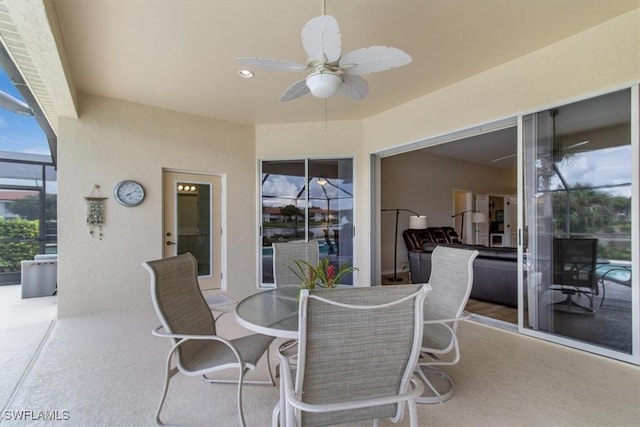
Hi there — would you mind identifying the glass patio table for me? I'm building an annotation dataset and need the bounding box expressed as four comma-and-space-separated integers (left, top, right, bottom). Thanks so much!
234, 287, 301, 339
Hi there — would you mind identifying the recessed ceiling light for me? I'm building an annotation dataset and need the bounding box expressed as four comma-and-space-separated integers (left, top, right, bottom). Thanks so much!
238, 69, 254, 78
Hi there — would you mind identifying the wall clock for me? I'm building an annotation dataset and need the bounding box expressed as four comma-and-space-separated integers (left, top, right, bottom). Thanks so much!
114, 180, 145, 207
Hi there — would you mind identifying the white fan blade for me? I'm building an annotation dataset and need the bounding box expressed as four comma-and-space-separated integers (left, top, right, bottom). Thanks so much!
339, 75, 368, 100
302, 15, 341, 64
280, 79, 310, 102
491, 153, 516, 162
340, 46, 412, 76
237, 57, 307, 72
562, 140, 590, 151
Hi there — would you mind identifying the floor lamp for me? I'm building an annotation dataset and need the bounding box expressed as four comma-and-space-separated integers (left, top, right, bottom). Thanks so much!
471, 211, 487, 244
451, 210, 485, 243
381, 209, 427, 282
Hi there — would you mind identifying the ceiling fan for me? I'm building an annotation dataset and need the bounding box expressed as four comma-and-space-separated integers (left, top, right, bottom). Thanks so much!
237, 12, 412, 102
491, 140, 590, 163
492, 109, 592, 164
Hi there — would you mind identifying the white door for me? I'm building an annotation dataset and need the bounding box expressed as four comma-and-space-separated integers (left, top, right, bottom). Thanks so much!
505, 196, 517, 247
475, 194, 489, 246
163, 171, 222, 290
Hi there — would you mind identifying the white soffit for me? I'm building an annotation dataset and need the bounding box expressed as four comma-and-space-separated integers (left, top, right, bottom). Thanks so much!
0, 0, 77, 133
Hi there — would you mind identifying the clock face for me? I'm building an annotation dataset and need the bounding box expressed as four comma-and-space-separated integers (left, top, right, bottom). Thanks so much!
114, 180, 145, 207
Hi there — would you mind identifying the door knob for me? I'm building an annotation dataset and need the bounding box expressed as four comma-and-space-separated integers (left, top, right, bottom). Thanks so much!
166, 241, 176, 246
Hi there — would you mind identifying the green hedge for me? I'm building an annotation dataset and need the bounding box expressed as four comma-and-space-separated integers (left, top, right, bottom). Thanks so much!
0, 218, 39, 272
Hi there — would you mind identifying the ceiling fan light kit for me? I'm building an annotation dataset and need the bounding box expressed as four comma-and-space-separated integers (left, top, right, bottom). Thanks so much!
238, 13, 411, 102
306, 71, 342, 98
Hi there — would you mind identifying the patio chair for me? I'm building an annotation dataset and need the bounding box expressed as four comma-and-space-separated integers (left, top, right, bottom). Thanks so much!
277, 284, 430, 427
272, 241, 320, 380
143, 253, 275, 426
273, 241, 320, 287
415, 245, 478, 404
552, 237, 598, 314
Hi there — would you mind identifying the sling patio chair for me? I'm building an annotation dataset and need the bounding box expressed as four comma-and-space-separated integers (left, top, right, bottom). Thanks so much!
552, 237, 599, 314
277, 284, 430, 427
273, 241, 320, 287
415, 245, 479, 404
272, 240, 320, 372
143, 253, 275, 426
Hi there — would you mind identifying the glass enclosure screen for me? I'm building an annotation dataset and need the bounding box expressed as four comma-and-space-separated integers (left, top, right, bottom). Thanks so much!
176, 182, 211, 276
523, 89, 633, 355
261, 158, 354, 286
0, 160, 56, 284
44, 165, 57, 254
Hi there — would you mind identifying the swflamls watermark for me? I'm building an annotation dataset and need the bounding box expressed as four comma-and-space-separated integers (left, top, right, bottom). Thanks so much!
2, 410, 70, 422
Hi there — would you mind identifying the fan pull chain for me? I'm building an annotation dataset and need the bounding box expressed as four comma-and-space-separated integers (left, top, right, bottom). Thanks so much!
324, 99, 328, 136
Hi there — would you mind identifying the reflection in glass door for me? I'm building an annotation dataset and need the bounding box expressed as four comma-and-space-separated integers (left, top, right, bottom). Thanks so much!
163, 171, 221, 289
522, 89, 636, 359
260, 158, 354, 286
176, 184, 211, 273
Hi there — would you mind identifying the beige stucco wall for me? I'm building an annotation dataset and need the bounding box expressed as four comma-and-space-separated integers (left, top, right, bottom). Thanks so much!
57, 95, 256, 317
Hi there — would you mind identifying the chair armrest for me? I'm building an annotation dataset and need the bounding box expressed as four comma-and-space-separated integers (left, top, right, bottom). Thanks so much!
280, 350, 423, 417
152, 325, 243, 364
152, 325, 222, 340
423, 314, 469, 325
421, 317, 466, 364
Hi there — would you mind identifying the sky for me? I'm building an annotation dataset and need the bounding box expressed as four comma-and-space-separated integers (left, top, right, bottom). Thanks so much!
0, 67, 50, 156
552, 146, 632, 198
262, 174, 354, 210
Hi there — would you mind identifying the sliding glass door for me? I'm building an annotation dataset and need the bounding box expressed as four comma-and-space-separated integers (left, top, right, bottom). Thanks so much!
522, 88, 637, 360
260, 158, 354, 287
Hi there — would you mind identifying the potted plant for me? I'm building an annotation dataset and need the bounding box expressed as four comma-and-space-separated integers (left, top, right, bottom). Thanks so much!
290, 258, 358, 290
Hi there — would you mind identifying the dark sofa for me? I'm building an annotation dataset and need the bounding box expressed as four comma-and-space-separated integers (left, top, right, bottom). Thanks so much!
404, 227, 518, 307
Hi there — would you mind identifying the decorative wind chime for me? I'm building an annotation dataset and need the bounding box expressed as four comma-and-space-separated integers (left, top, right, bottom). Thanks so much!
85, 185, 107, 239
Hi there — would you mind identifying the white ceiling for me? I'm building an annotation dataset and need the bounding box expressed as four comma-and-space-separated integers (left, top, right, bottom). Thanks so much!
46, 0, 638, 126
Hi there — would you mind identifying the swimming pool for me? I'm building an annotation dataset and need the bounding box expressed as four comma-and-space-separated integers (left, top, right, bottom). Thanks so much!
596, 263, 632, 283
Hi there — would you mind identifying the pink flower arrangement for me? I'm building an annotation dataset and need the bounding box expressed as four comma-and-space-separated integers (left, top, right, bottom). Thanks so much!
291, 258, 357, 289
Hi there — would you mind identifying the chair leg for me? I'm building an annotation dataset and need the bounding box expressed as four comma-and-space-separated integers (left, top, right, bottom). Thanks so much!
266, 346, 275, 386
155, 358, 178, 426
408, 400, 419, 427
237, 368, 248, 427
272, 403, 280, 427
202, 347, 275, 386
414, 364, 454, 404
553, 293, 595, 314
279, 370, 286, 427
